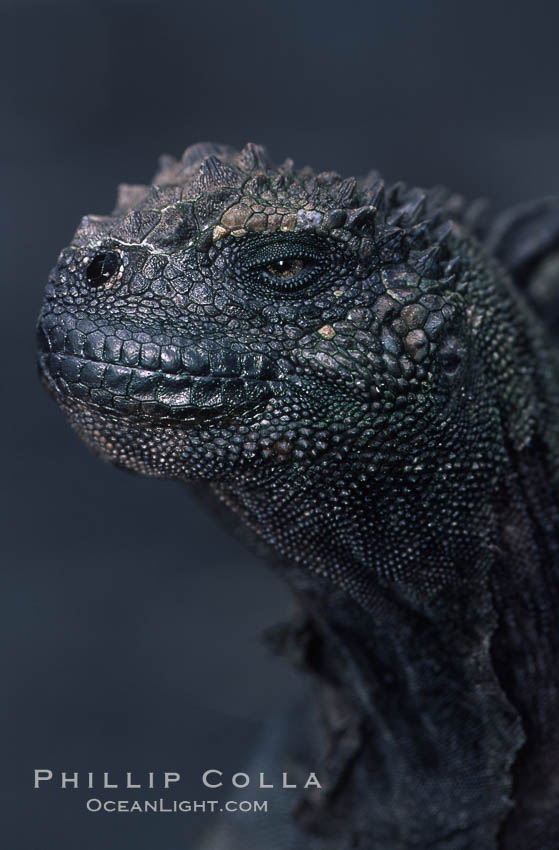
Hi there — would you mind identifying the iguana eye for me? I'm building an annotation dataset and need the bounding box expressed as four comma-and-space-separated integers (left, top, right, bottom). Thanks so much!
264, 258, 306, 279
256, 254, 319, 291
239, 235, 331, 293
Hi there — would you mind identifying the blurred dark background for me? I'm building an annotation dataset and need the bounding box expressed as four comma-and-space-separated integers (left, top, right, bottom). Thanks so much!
2, 0, 559, 847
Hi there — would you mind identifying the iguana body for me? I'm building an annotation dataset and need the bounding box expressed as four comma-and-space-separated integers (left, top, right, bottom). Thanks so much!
37, 143, 559, 849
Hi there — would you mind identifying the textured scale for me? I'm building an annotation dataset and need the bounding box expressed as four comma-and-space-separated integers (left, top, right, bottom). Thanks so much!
37, 142, 559, 849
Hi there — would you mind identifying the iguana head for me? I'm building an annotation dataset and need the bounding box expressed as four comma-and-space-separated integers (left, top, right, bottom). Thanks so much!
37, 142, 544, 494
36, 143, 559, 845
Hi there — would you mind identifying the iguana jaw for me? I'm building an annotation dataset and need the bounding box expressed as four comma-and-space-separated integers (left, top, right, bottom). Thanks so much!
38, 350, 280, 423
36, 310, 284, 423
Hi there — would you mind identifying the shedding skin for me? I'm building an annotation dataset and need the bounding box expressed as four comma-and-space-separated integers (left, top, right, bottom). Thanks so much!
37, 143, 559, 849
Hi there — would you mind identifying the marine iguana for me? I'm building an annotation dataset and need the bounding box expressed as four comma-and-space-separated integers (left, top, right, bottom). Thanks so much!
37, 142, 559, 849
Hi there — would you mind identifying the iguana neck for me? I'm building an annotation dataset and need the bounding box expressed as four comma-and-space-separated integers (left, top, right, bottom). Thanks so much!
487, 442, 559, 849
208, 443, 559, 849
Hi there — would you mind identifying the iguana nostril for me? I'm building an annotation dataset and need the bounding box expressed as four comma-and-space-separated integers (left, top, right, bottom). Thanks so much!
85, 252, 120, 287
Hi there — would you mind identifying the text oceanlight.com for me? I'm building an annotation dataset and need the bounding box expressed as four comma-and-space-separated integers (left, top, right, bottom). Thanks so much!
85, 799, 268, 813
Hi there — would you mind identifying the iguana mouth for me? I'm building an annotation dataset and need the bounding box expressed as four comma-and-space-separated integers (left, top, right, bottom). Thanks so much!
38, 352, 280, 421
37, 323, 281, 421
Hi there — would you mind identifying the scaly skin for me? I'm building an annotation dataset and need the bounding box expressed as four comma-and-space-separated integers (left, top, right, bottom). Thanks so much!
37, 143, 559, 849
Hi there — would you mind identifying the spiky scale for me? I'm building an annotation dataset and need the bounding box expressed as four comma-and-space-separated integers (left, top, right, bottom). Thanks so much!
198, 155, 241, 190
114, 183, 150, 214
335, 176, 358, 206
239, 141, 270, 172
